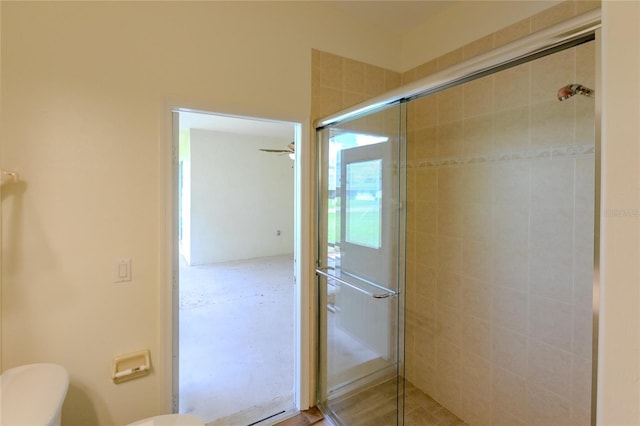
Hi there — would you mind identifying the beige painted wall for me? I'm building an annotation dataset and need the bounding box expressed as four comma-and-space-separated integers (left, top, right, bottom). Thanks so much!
400, 0, 566, 70
0, 2, 402, 425
598, 1, 640, 424
1, 0, 639, 425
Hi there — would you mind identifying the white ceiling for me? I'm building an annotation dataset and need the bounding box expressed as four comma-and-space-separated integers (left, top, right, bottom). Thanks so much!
180, 2, 455, 137
325, 1, 455, 36
179, 111, 295, 140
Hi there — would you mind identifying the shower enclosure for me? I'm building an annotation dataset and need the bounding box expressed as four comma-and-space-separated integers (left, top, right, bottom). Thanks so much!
315, 9, 599, 426
316, 104, 407, 424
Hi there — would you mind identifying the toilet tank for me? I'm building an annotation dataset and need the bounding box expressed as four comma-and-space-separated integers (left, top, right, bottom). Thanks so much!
0, 363, 69, 426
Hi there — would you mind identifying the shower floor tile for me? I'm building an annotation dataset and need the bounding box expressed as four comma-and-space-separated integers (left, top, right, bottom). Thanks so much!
325, 379, 467, 426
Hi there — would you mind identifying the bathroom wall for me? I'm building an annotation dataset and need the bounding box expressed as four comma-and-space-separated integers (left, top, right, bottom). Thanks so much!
189, 129, 294, 264
404, 39, 595, 426
1, 0, 638, 425
0, 2, 405, 424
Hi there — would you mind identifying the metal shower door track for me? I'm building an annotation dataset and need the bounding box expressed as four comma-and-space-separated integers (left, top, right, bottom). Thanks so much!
315, 9, 601, 129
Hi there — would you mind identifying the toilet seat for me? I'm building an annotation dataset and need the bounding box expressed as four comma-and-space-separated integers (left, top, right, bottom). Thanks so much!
127, 413, 204, 426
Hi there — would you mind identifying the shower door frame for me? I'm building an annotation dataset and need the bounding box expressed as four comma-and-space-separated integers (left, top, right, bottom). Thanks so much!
314, 9, 602, 425
315, 103, 407, 424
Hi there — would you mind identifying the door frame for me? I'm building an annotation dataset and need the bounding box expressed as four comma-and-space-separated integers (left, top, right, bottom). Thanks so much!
158, 102, 315, 416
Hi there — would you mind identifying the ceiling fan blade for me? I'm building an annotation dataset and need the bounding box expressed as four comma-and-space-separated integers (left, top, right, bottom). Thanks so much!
259, 148, 292, 153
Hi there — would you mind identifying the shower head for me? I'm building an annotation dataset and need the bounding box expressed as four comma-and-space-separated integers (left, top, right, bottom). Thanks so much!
557, 84, 594, 101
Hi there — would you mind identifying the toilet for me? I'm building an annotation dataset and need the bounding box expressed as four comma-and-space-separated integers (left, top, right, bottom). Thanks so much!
0, 363, 69, 426
0, 363, 202, 426
127, 413, 204, 426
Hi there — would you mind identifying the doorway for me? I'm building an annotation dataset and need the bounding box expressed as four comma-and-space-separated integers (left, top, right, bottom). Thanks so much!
174, 110, 300, 425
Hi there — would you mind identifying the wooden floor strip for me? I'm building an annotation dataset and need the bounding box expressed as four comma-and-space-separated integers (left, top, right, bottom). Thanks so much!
274, 407, 324, 426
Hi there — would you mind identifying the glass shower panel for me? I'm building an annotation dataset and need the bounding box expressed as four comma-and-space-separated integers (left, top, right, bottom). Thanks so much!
317, 104, 406, 425
403, 40, 596, 425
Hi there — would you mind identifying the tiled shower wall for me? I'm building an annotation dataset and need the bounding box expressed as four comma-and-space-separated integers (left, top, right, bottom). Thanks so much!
404, 41, 595, 426
311, 1, 599, 425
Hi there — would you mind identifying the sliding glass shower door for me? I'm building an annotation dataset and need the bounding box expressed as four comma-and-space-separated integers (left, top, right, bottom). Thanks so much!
316, 104, 406, 425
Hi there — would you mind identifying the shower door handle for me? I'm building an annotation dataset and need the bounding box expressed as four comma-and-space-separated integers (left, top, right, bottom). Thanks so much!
315, 267, 398, 299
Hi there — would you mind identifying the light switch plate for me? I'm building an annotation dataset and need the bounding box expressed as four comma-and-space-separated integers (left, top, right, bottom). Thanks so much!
115, 258, 132, 283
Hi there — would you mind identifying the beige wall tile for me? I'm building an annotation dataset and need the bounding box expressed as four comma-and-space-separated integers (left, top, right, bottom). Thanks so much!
529, 296, 573, 351
493, 161, 530, 206
492, 326, 528, 377
437, 122, 463, 159
463, 76, 494, 119
526, 384, 571, 425
318, 50, 344, 91
493, 202, 529, 247
530, 158, 575, 210
574, 254, 594, 306
416, 59, 438, 80
316, 87, 343, 118
531, 100, 575, 148
463, 238, 492, 281
438, 203, 462, 237
571, 355, 593, 425
463, 34, 495, 60
437, 304, 462, 347
529, 257, 574, 305
460, 387, 492, 426
462, 278, 492, 321
576, 41, 596, 89
438, 47, 464, 71
342, 91, 367, 109
438, 167, 463, 205
492, 244, 529, 291
531, 47, 575, 104
463, 164, 493, 204
415, 262, 437, 301
573, 304, 593, 358
494, 63, 530, 112
415, 127, 438, 161
416, 168, 437, 202
415, 200, 437, 235
385, 70, 401, 91
402, 67, 417, 85
460, 351, 491, 396
344, 58, 365, 94
438, 85, 464, 124
492, 285, 528, 333
436, 339, 462, 411
462, 317, 492, 362
416, 232, 437, 269
528, 340, 572, 398
414, 95, 438, 129
463, 202, 492, 242
492, 368, 529, 420
495, 18, 531, 48
364, 64, 386, 96
493, 106, 530, 153
463, 115, 493, 156
575, 97, 595, 145
437, 271, 463, 310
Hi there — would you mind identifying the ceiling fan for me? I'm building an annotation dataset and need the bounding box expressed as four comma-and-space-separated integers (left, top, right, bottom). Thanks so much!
259, 142, 295, 159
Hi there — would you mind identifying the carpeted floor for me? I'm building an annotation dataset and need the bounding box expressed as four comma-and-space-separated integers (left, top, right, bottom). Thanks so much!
178, 254, 296, 425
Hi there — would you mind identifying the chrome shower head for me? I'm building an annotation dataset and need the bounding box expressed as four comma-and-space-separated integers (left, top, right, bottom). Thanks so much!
557, 84, 594, 101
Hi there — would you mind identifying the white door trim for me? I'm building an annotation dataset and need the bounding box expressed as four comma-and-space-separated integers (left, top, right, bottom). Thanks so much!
158, 102, 315, 416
